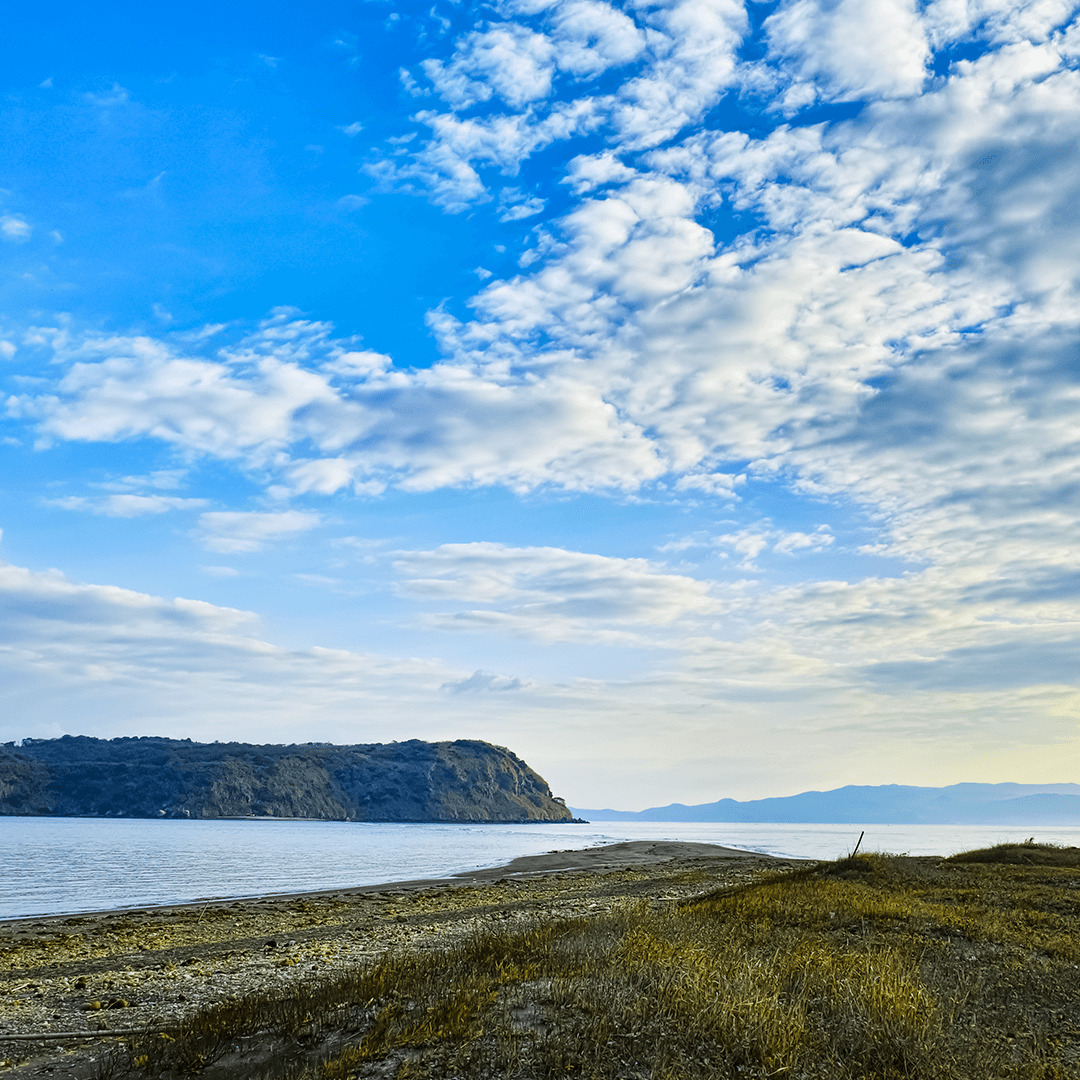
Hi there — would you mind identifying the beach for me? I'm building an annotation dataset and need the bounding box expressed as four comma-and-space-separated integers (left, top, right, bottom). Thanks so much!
0, 841, 784, 1079
4, 839, 1079, 1079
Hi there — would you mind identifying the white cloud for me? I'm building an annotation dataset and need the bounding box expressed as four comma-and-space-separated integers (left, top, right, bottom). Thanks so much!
422, 24, 557, 109
922, 0, 1078, 48
7, 0, 1080, 803
713, 528, 771, 570
84, 84, 130, 108
548, 0, 647, 76
0, 215, 31, 242
48, 494, 208, 517
498, 188, 546, 220
14, 332, 335, 459
197, 510, 321, 553
611, 0, 747, 147
764, 0, 930, 103
563, 151, 636, 194
369, 99, 604, 210
284, 457, 358, 495
773, 526, 834, 555
674, 471, 744, 495
442, 669, 528, 693
201, 565, 241, 577
0, 555, 498, 745
394, 541, 719, 642
378, 0, 744, 209
12, 314, 666, 494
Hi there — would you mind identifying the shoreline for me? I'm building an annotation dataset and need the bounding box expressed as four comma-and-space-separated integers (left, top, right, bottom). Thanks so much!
0, 839, 773, 928
0, 841, 793, 1079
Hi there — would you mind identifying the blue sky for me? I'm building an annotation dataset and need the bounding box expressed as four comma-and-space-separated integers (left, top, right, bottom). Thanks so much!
2, 0, 1079, 808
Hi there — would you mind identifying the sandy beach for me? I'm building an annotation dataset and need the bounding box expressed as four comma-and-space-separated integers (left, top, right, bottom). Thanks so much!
0, 841, 787, 1079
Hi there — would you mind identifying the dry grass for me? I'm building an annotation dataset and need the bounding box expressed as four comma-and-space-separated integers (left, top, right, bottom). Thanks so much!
103, 846, 1080, 1080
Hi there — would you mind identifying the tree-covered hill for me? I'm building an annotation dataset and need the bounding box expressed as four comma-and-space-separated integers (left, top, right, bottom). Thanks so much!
0, 736, 574, 823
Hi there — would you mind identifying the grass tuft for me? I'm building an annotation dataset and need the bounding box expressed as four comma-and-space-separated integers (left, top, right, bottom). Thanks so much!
103, 849, 1080, 1079
947, 842, 1080, 867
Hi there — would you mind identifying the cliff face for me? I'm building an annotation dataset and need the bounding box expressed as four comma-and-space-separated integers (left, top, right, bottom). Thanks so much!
0, 736, 574, 823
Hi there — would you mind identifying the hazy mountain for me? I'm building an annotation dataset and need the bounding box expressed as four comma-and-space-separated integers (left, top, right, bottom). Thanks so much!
0, 735, 574, 823
573, 783, 1080, 824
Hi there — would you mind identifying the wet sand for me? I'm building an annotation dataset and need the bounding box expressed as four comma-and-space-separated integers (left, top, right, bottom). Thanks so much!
0, 839, 768, 929
0, 841, 792, 1078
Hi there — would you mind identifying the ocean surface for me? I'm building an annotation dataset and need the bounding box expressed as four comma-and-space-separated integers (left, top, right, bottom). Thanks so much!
5, 816, 1080, 920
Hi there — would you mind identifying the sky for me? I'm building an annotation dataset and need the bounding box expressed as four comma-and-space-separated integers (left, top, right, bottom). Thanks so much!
1, 0, 1079, 810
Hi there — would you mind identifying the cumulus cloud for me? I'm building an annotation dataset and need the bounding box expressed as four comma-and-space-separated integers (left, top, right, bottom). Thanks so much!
773, 527, 834, 555
548, 0, 647, 77
563, 151, 636, 193
422, 24, 557, 109
764, 0, 930, 104
6, 0, 1080, 798
376, 0, 744, 209
922, 0, 1077, 47
10, 314, 665, 494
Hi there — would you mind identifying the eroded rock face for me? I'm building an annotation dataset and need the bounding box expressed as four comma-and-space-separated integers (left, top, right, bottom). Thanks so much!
0, 736, 574, 822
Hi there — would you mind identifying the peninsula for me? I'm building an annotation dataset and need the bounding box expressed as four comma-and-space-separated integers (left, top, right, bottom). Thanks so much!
0, 736, 574, 823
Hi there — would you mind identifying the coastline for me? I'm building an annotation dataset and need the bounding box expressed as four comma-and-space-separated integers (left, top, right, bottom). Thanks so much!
0, 839, 768, 929
0, 841, 789, 1078
4, 842, 1079, 1078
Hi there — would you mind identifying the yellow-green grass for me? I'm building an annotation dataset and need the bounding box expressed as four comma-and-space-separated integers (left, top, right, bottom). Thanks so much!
108, 846, 1080, 1080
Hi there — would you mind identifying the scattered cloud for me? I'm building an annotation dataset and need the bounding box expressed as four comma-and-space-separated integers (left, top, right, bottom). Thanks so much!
774, 526, 835, 555
4, 0, 1080, 801
48, 494, 208, 517
84, 83, 130, 108
442, 669, 528, 693
394, 542, 719, 642
201, 565, 241, 577
196, 510, 321, 553
764, 0, 929, 105
0, 216, 31, 242
0, 555, 479, 743
422, 24, 557, 109
498, 188, 546, 220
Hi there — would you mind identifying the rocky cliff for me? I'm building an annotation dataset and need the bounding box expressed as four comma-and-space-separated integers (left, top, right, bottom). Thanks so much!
0, 736, 574, 822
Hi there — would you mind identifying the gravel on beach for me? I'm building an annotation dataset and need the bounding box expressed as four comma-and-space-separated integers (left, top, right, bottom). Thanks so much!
0, 841, 790, 1079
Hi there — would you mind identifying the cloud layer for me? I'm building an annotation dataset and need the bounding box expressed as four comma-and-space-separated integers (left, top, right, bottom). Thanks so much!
3, 0, 1080, 803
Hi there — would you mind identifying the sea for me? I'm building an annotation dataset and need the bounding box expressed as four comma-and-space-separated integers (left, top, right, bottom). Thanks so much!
4, 816, 1080, 921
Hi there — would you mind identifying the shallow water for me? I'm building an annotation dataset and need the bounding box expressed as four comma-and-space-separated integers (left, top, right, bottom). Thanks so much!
5, 816, 1080, 919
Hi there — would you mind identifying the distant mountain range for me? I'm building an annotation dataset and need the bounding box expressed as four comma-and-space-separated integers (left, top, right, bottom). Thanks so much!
573, 783, 1080, 825
0, 735, 575, 823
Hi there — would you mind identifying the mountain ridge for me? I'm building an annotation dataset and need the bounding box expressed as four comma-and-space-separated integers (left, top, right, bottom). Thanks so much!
572, 782, 1080, 824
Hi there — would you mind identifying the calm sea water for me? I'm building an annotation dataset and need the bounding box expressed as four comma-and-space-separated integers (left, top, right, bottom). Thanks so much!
5, 817, 1080, 920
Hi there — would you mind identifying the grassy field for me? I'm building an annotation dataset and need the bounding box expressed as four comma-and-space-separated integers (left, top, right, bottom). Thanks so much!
98, 843, 1080, 1080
